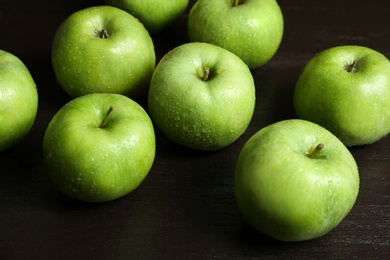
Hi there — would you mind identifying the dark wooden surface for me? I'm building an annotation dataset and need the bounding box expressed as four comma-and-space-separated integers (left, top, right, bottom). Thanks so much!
1, 0, 389, 259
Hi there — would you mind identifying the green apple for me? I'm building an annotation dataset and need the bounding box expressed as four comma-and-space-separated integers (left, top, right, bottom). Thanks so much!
0, 50, 38, 152
234, 119, 359, 241
188, 0, 284, 69
43, 93, 156, 203
51, 6, 156, 99
293, 45, 390, 146
105, 0, 189, 34
148, 42, 255, 151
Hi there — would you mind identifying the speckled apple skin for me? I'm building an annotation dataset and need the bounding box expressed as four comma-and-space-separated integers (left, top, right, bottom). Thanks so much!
234, 119, 359, 241
148, 42, 256, 151
43, 93, 156, 203
294, 45, 390, 146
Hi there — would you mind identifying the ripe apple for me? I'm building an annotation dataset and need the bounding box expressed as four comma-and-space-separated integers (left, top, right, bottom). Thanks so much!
234, 119, 360, 241
293, 45, 390, 146
148, 42, 256, 151
188, 0, 284, 69
43, 93, 156, 203
0, 50, 38, 152
105, 0, 190, 34
51, 6, 156, 99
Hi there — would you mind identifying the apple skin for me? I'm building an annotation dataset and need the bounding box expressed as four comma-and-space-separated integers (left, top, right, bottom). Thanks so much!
188, 0, 284, 69
105, 0, 189, 34
148, 42, 256, 151
51, 6, 156, 99
293, 45, 390, 146
43, 93, 156, 203
234, 119, 359, 242
0, 50, 38, 152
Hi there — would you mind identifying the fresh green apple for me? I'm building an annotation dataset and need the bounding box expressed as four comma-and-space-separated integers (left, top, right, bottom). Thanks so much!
105, 0, 189, 34
0, 50, 38, 152
43, 93, 156, 203
234, 119, 359, 241
148, 42, 256, 151
293, 45, 390, 146
188, 0, 284, 69
51, 6, 156, 99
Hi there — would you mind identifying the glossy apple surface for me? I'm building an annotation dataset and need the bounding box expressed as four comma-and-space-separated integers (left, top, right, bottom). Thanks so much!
234, 119, 359, 241
0, 50, 38, 152
43, 93, 156, 203
188, 0, 284, 69
105, 0, 189, 34
293, 45, 390, 146
148, 42, 256, 150
51, 6, 155, 99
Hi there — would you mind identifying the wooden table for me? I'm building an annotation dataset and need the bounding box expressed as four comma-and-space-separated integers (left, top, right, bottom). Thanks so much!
1, 0, 389, 258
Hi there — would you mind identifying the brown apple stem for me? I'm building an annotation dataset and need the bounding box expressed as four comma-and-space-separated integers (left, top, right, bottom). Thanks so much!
202, 67, 210, 81
233, 0, 240, 6
100, 105, 115, 128
307, 143, 324, 158
94, 29, 109, 39
344, 60, 358, 73
199, 66, 210, 81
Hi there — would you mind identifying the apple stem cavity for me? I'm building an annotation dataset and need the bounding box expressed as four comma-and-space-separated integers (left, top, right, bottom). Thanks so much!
233, 0, 241, 6
344, 60, 358, 73
307, 143, 324, 158
94, 29, 109, 39
198, 66, 211, 81
100, 105, 115, 128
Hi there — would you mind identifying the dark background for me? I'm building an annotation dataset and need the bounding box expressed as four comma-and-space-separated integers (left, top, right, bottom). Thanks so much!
1, 0, 389, 258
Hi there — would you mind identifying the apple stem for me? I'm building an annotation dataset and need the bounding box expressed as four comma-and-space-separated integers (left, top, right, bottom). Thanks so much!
94, 29, 109, 39
307, 143, 324, 158
233, 0, 240, 6
344, 60, 358, 73
100, 105, 115, 128
199, 66, 210, 81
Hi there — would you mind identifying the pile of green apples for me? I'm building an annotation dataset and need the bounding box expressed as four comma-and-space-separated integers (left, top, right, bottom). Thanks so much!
1, 0, 390, 242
